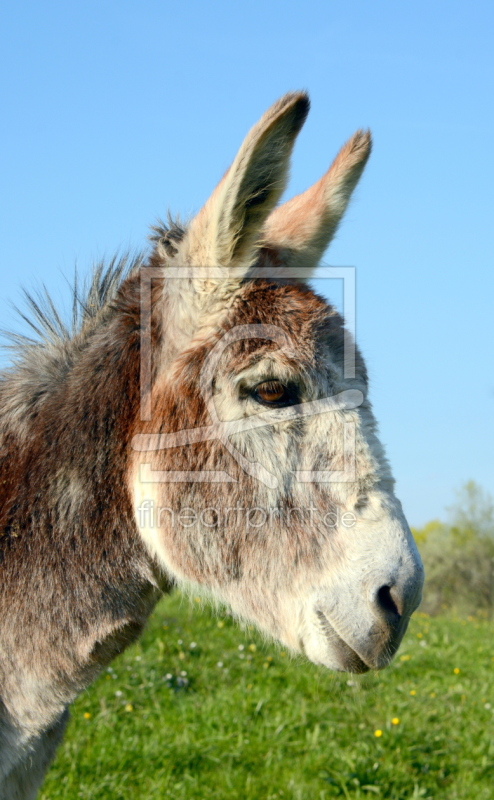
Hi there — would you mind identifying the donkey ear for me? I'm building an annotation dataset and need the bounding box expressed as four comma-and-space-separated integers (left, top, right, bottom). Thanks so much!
261, 129, 371, 275
185, 92, 310, 272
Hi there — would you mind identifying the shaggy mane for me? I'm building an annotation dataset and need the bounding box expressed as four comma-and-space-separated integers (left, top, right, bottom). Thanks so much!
149, 215, 186, 246
1, 253, 144, 367
1, 215, 186, 370
0, 253, 146, 431
0, 215, 188, 430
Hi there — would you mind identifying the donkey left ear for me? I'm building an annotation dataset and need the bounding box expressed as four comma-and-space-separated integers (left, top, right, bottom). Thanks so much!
158, 93, 309, 345
184, 92, 310, 275
260, 129, 372, 276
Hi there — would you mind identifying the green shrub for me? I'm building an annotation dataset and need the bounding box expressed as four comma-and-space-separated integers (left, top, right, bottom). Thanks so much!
413, 482, 494, 616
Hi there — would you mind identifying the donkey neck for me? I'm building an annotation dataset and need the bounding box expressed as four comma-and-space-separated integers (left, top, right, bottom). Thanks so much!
0, 272, 169, 726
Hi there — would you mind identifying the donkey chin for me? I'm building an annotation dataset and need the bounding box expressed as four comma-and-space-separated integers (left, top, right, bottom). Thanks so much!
303, 598, 415, 675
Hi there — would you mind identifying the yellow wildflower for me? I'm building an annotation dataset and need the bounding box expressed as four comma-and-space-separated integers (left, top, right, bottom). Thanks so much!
124, 704, 133, 712
391, 717, 400, 725
83, 712, 91, 720
453, 667, 460, 675
374, 729, 383, 737
410, 689, 416, 696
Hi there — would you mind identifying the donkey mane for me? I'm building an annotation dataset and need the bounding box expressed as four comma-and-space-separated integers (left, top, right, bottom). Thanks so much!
149, 215, 187, 254
1, 215, 186, 371
0, 253, 145, 434
2, 254, 141, 357
0, 214, 188, 437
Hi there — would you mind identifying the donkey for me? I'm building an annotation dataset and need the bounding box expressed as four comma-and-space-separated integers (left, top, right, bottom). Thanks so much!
0, 92, 423, 798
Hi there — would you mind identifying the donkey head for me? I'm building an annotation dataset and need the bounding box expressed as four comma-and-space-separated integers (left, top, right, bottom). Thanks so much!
131, 92, 424, 673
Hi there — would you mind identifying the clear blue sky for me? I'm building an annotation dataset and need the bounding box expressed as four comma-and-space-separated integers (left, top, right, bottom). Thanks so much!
1, 0, 493, 526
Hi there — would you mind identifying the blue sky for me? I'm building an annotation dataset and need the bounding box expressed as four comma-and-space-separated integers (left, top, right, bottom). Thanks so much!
1, 0, 493, 526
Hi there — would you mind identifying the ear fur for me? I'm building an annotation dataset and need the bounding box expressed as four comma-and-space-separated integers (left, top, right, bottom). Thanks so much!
183, 91, 309, 274
157, 98, 370, 350
261, 129, 371, 275
159, 92, 310, 344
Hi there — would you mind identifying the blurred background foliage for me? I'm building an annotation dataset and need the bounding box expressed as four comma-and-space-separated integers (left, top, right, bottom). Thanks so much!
413, 482, 494, 617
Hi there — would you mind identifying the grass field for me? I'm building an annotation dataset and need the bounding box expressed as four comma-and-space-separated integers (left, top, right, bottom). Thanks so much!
40, 592, 494, 800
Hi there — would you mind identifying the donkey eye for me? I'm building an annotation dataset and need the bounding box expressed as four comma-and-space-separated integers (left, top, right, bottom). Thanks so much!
253, 381, 296, 407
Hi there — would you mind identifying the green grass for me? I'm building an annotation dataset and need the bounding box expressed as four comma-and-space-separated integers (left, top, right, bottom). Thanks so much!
40, 593, 494, 800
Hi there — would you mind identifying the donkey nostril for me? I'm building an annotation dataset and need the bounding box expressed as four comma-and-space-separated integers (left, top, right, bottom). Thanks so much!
377, 585, 401, 619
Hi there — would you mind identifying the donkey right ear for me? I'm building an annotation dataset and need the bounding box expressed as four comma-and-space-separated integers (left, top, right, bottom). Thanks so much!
261, 129, 372, 275
184, 91, 310, 276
